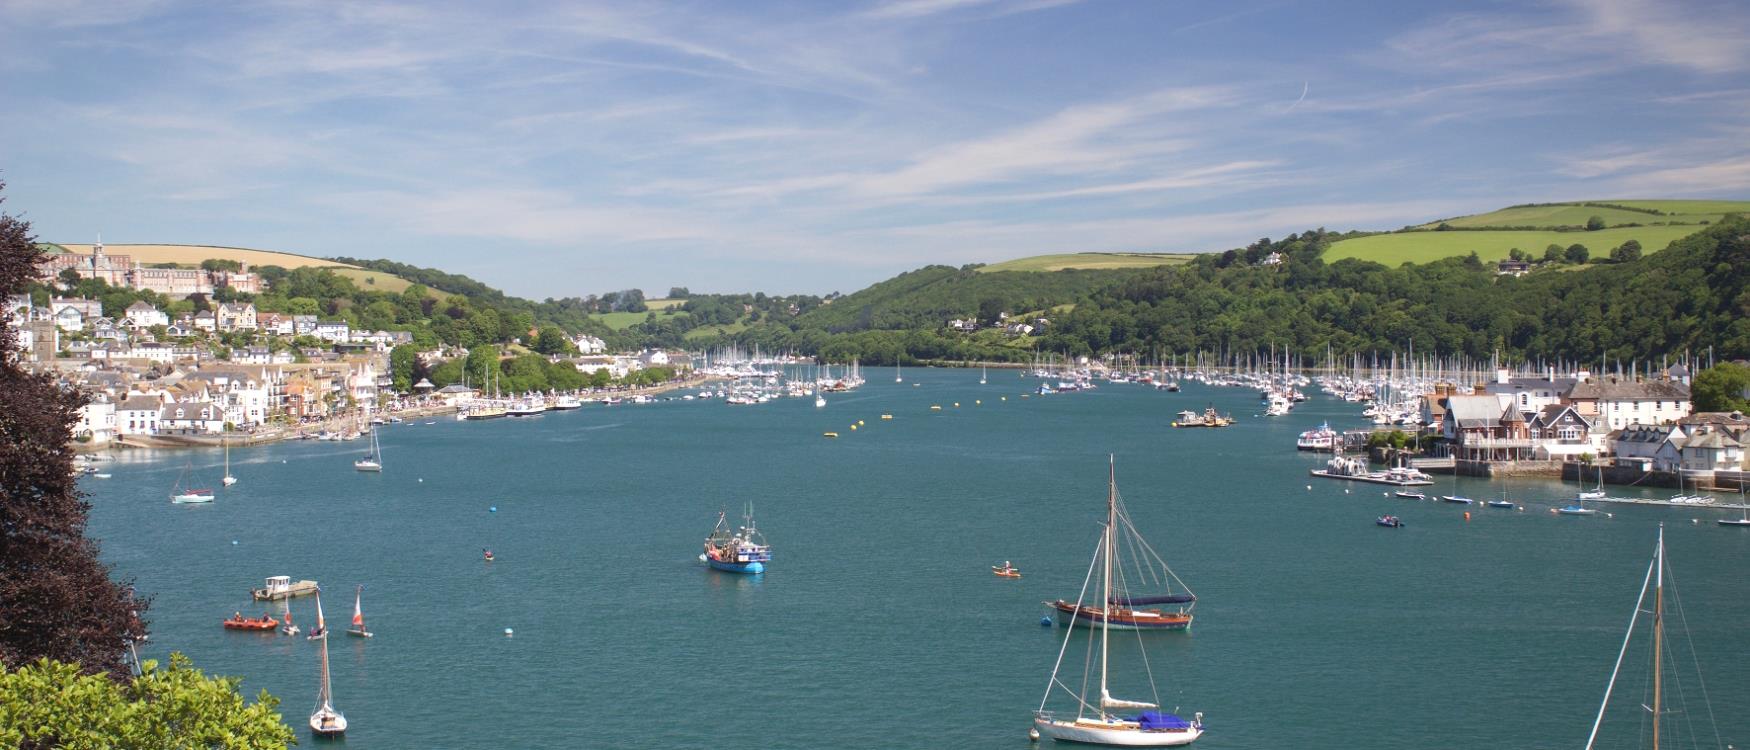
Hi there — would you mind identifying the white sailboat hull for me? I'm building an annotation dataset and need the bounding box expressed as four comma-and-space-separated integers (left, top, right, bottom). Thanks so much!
1034, 717, 1202, 746
310, 705, 347, 735
354, 461, 381, 472
171, 493, 214, 503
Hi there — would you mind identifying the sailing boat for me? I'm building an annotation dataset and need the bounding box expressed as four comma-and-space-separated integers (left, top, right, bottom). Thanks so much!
354, 422, 382, 472
980, 364, 987, 385
895, 360, 903, 383
1439, 470, 1472, 505
308, 591, 347, 736
1034, 457, 1204, 746
1486, 474, 1516, 509
1577, 464, 1606, 500
346, 584, 372, 638
1721, 486, 1750, 527
1582, 525, 1720, 750
170, 461, 215, 503
222, 438, 238, 486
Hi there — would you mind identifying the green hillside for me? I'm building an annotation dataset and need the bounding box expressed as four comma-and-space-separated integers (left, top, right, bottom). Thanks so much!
1320, 199, 1747, 265
979, 252, 1194, 272
1325, 226, 1699, 265
794, 265, 1137, 334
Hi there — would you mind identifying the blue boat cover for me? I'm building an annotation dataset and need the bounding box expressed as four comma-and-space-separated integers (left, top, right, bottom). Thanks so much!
1108, 594, 1196, 606
1135, 712, 1191, 730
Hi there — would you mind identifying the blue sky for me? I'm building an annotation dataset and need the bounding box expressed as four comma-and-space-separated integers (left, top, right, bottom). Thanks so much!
2, 0, 1747, 298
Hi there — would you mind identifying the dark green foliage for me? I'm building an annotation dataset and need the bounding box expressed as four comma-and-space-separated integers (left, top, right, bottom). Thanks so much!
1691, 363, 1750, 413
390, 344, 420, 392
0, 183, 149, 680
198, 258, 242, 272
1543, 244, 1564, 263
1586, 215, 1607, 231
1565, 244, 1589, 263
1033, 218, 1750, 363
1611, 240, 1642, 262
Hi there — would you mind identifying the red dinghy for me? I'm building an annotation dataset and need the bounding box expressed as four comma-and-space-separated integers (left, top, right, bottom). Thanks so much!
222, 612, 280, 630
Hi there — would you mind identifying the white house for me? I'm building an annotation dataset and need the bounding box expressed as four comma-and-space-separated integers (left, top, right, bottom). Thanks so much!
116, 394, 163, 436
125, 300, 169, 328
1567, 378, 1691, 432
159, 401, 226, 433
573, 334, 607, 354
193, 310, 217, 332
216, 302, 257, 331
314, 321, 350, 343
52, 305, 86, 331
1485, 372, 1579, 413
74, 398, 116, 444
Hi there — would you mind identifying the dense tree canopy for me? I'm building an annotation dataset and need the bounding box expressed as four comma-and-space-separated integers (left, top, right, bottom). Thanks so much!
1, 183, 148, 679
0, 655, 293, 748
1692, 363, 1750, 413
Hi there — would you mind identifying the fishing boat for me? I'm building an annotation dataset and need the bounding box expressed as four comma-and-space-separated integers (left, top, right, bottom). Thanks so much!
346, 584, 372, 638
1046, 460, 1195, 632
1033, 457, 1204, 746
702, 505, 771, 574
222, 612, 279, 630
309, 591, 347, 736
993, 561, 1021, 579
222, 438, 238, 487
170, 461, 215, 503
1376, 515, 1404, 528
1581, 525, 1720, 750
353, 426, 382, 472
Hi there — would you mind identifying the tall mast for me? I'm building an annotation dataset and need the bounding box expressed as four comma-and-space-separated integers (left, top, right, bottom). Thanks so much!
316, 592, 332, 708
1652, 525, 1664, 750
1100, 455, 1115, 720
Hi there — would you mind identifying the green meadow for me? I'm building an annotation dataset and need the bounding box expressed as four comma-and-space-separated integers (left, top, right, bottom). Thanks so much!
1324, 226, 1700, 265
978, 252, 1194, 273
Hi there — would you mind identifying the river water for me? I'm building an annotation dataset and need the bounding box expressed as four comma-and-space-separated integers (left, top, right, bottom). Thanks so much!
85, 371, 1747, 748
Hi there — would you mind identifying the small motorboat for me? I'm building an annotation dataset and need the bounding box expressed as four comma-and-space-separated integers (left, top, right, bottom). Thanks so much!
822, 432, 839, 438
1486, 500, 1516, 509
1376, 515, 1404, 528
483, 549, 495, 562
1554, 505, 1599, 516
992, 562, 1022, 579
222, 613, 279, 631
1440, 495, 1474, 504
1394, 490, 1426, 500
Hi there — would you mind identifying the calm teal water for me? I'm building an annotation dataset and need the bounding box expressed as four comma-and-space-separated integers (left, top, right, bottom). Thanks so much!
85, 372, 1747, 748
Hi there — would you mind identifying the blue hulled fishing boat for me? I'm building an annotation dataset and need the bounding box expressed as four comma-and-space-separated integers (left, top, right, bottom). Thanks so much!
702, 505, 770, 574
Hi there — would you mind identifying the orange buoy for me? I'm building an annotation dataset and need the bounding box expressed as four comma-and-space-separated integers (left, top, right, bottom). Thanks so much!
1463, 511, 1471, 521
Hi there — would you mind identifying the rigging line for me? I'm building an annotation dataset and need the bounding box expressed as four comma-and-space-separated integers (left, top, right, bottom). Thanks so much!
1662, 563, 1724, 750
1040, 522, 1106, 714
1115, 553, 1166, 710
1586, 552, 1658, 750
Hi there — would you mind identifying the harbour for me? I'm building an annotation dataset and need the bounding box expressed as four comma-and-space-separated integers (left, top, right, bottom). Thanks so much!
82, 370, 1750, 748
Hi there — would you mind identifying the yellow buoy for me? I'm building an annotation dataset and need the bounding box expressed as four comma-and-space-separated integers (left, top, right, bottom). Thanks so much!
850, 424, 858, 431
1001, 396, 1007, 401
881, 414, 893, 420
858, 420, 865, 426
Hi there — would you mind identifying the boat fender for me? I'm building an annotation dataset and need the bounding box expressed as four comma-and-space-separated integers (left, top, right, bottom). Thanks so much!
1039, 616, 1051, 627
1029, 727, 1040, 741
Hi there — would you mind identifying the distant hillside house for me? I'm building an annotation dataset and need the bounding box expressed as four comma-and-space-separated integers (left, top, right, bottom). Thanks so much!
1496, 259, 1531, 276
159, 401, 225, 433
126, 300, 169, 328
573, 334, 606, 354
216, 302, 257, 331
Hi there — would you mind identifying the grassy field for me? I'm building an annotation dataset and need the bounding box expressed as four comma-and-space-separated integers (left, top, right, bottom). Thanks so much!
979, 252, 1195, 273
1416, 200, 1748, 230
330, 267, 416, 293
1325, 226, 1701, 265
52, 243, 360, 271
590, 309, 689, 330
646, 298, 684, 310
683, 321, 747, 340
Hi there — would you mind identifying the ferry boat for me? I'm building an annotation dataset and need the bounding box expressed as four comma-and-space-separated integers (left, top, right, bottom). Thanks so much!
702, 505, 770, 574
464, 403, 509, 420
550, 395, 583, 410
506, 399, 547, 417
1296, 423, 1339, 451
1170, 406, 1233, 428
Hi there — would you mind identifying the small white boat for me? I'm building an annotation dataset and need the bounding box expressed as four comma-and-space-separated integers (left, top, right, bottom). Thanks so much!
309, 591, 347, 736
170, 461, 215, 504
221, 438, 238, 487
346, 584, 373, 638
354, 427, 383, 472
92, 472, 112, 479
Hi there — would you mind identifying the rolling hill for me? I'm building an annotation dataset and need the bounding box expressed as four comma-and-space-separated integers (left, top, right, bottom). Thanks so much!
978, 252, 1195, 272
1325, 199, 1749, 265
